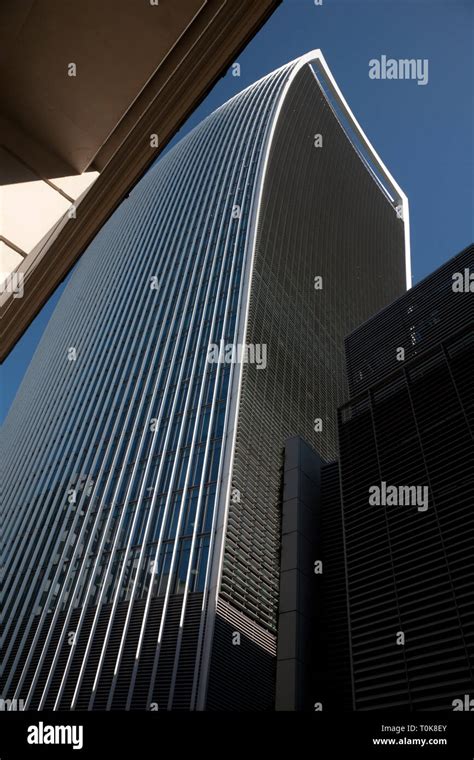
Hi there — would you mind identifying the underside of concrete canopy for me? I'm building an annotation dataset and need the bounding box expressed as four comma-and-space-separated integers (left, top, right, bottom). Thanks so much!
0, 0, 281, 361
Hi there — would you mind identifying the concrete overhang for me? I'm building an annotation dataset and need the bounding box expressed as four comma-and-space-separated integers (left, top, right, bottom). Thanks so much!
0, 0, 281, 362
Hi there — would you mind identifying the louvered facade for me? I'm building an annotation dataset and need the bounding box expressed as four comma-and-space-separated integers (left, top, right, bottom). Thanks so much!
1, 51, 408, 711
339, 245, 474, 710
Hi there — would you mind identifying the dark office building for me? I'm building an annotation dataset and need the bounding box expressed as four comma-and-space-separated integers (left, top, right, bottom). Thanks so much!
1, 51, 408, 711
338, 244, 474, 710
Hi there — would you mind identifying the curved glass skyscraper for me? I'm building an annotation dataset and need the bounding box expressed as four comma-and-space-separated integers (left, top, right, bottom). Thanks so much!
1, 51, 409, 711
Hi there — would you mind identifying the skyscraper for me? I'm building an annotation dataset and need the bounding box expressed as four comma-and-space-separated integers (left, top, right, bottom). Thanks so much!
1, 51, 409, 711
338, 245, 474, 710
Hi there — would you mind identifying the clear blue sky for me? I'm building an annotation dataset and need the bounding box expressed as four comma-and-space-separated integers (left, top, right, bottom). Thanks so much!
2, 0, 472, 422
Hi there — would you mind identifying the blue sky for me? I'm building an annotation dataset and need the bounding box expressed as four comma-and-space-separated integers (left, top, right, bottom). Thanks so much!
2, 0, 473, 422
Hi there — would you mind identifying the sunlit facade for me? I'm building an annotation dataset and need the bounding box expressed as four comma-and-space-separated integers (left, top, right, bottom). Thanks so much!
1, 51, 408, 710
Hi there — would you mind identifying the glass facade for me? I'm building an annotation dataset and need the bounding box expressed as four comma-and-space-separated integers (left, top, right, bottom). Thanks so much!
0, 59, 294, 711
1, 52, 408, 711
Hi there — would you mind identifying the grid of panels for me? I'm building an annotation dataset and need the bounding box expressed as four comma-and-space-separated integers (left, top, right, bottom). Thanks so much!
222, 64, 406, 635
339, 326, 474, 710
206, 598, 276, 710
345, 244, 474, 395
